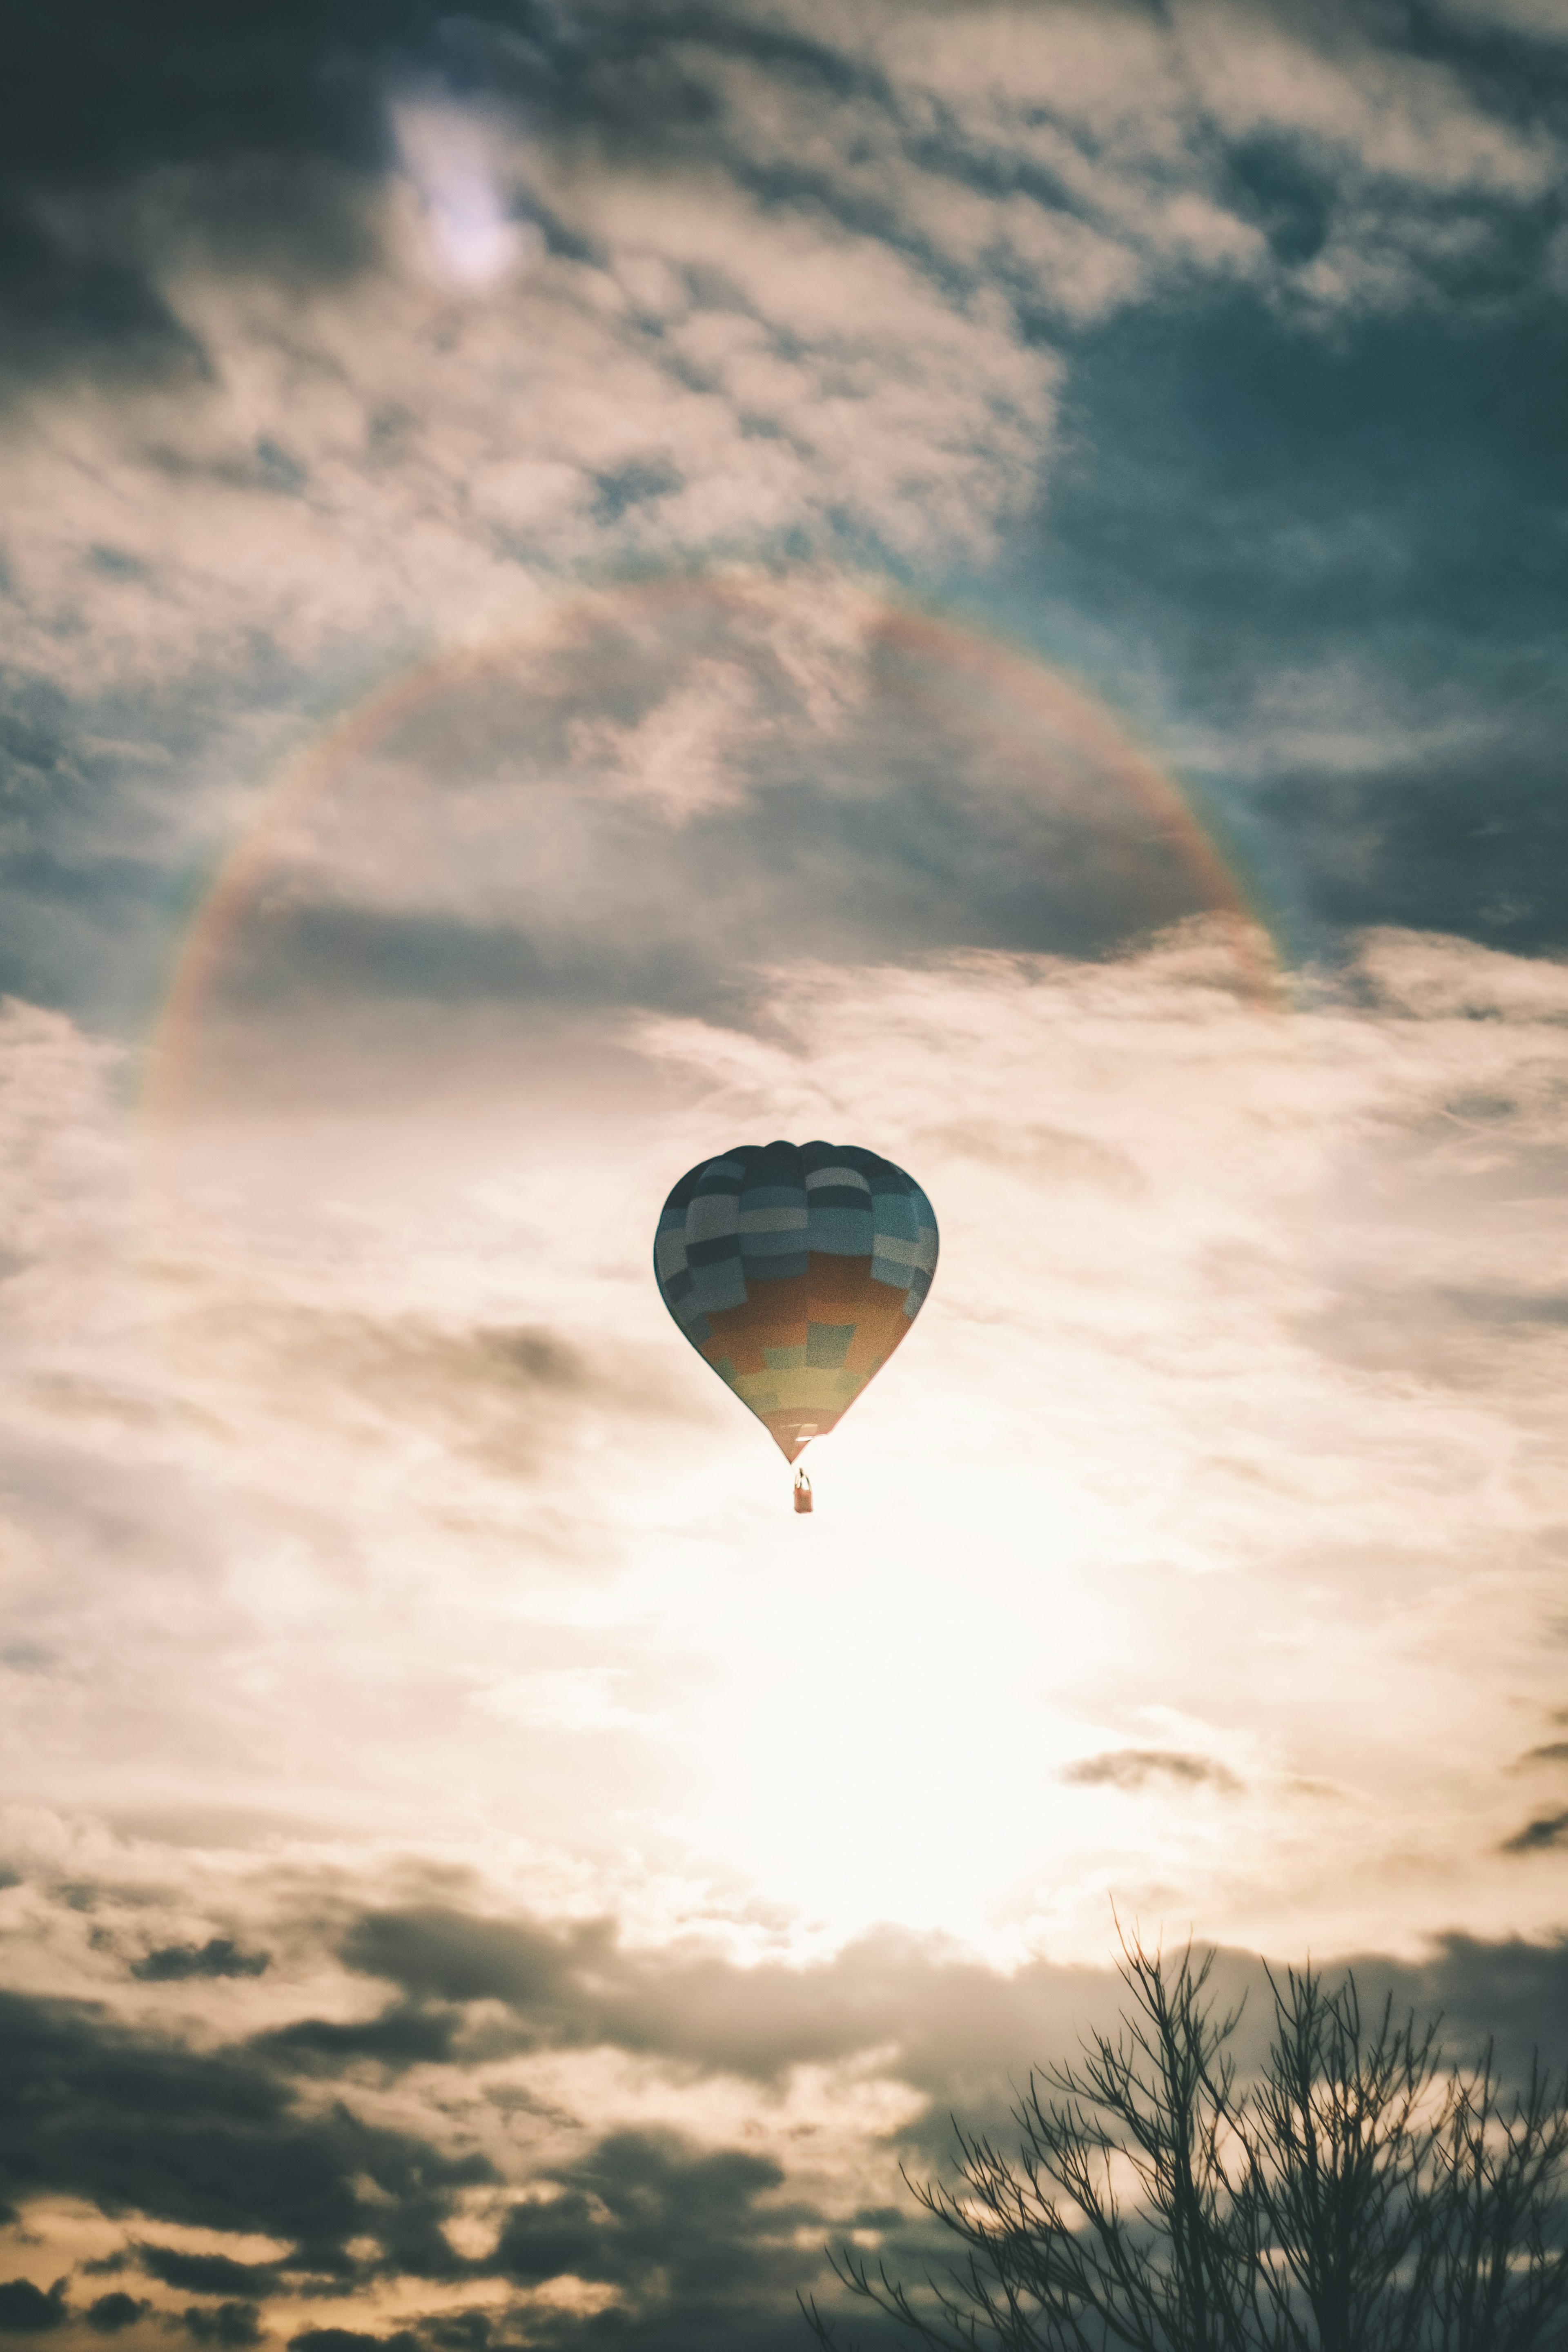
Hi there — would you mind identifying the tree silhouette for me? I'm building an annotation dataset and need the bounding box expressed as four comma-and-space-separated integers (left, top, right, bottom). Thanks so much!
802, 1932, 1568, 2352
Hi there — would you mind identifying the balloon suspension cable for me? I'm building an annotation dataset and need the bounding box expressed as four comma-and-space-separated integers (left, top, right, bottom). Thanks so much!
793, 1464, 813, 1515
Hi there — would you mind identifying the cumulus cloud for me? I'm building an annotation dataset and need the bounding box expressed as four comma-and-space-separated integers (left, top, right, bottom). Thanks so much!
2, 1861, 1565, 2350
1, 0, 1559, 728
0, 2280, 67, 2333
0, 1987, 492, 2269
85, 2293, 149, 2334
0, 1, 1561, 1039
0, 1924, 920, 2348
0, 130, 1056, 710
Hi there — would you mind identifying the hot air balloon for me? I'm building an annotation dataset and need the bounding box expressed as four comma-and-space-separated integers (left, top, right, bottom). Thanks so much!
653, 1140, 938, 1503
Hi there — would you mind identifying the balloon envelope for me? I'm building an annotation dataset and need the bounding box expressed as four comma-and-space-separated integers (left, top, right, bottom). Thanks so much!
653, 1140, 938, 1461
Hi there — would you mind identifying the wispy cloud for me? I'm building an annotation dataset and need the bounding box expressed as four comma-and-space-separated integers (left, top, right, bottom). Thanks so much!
1062, 1750, 1244, 1794
3, 913, 1566, 1964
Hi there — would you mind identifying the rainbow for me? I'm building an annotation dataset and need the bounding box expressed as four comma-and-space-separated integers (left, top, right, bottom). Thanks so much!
145, 573, 1283, 1133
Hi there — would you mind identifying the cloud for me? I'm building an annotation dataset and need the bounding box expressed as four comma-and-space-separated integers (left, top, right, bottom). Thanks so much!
138, 2250, 278, 2300
5, 913, 1568, 1962
327, 1901, 1022, 2085
291, 2335, 419, 2352
180, 2306, 263, 2348
0, 3, 1558, 1068
1350, 1930, 1568, 2081
0, 2281, 65, 2334
1434, 0, 1568, 40
2, 10, 1566, 2348
1, 0, 1559, 765
3, 1873, 1566, 2348
149, 1303, 646, 1488
0, 1000, 127, 1269
85, 2295, 148, 2334
0, 96, 1058, 716
4, 1843, 1568, 2348
131, 1940, 271, 1984
140, 576, 1250, 1044
0, 1957, 867, 2347
258, 2007, 464, 2078
1061, 1750, 1243, 1794
240, 1902, 1104, 2121
1502, 1813, 1568, 1855
495, 2130, 791, 2287
0, 1989, 495, 2269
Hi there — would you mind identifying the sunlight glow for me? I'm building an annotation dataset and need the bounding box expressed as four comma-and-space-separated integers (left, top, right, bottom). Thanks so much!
394, 102, 541, 289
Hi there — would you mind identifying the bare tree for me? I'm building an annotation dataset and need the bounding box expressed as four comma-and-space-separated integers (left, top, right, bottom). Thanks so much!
801, 1933, 1568, 2352
1425, 2055, 1568, 2352
1245, 1966, 1448, 2352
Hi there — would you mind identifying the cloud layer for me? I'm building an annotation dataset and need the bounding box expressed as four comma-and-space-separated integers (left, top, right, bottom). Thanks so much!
3, 1845, 1566, 2351
3, 0, 1568, 1020
4, 3, 1568, 2344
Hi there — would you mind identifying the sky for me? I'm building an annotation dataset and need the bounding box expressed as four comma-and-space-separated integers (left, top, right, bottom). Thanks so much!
2, 0, 1568, 2345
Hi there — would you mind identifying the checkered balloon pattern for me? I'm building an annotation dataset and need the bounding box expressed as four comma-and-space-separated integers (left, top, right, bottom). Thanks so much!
653, 1139, 939, 1462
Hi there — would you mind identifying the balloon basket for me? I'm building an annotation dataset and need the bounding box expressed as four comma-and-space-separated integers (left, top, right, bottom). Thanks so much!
793, 1468, 813, 1515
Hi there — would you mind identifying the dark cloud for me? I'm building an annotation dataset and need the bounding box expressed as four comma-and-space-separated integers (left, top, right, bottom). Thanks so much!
260, 2005, 462, 2074
328, 1896, 1568, 2132
0, 1964, 874, 2346
84, 2297, 147, 2335
329, 1900, 1223, 2131
0, 2282, 65, 2335
0, 198, 208, 393
2, 1896, 1566, 2346
0, 1644, 51, 1672
334, 1901, 949, 2080
1060, 1749, 1243, 1793
180, 2306, 263, 2349
421, 2315, 497, 2352
339, 1907, 605, 2011
492, 2129, 882, 2351
136, 2249, 280, 2300
1017, 293, 1568, 959
491, 2127, 811, 2343
1343, 1931, 1568, 2083
0, 1989, 494, 2272
1263, 736, 1568, 959
290, 2334, 419, 2352
131, 1938, 271, 1983
0, 2, 588, 394
2, 3, 368, 193
1502, 1811, 1568, 1855
0, 1, 547, 385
